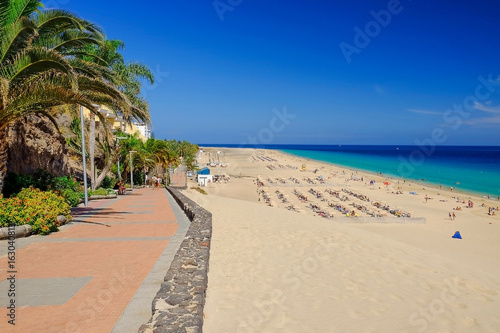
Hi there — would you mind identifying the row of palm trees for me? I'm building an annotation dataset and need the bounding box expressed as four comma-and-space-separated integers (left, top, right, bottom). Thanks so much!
0, 0, 184, 192
114, 133, 199, 186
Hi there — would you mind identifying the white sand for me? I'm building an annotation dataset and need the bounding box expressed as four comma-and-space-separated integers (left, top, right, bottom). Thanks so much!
183, 148, 500, 332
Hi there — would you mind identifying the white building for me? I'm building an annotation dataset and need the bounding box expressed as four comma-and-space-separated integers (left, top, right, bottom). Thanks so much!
133, 122, 152, 140
197, 174, 213, 187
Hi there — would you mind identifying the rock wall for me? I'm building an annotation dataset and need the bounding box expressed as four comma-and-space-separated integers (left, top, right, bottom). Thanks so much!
5, 114, 86, 180
6, 114, 73, 176
139, 187, 212, 333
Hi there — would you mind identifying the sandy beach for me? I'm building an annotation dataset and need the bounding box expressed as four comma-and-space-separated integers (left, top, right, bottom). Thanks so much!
183, 148, 500, 332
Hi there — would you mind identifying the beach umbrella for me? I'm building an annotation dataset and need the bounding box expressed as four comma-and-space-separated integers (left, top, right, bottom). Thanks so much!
384, 182, 390, 185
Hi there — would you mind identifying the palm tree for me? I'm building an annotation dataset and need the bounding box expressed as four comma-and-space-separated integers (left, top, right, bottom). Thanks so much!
75, 39, 154, 189
0, 0, 101, 191
0, 0, 152, 192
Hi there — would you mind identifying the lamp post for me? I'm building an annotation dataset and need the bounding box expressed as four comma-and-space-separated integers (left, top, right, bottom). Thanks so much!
79, 106, 88, 207
116, 137, 127, 180
129, 151, 137, 189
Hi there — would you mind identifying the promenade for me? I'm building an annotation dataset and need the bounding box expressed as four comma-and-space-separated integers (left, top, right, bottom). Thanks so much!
0, 188, 190, 333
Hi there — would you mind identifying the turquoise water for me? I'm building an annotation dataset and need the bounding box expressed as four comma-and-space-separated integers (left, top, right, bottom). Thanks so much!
280, 148, 500, 198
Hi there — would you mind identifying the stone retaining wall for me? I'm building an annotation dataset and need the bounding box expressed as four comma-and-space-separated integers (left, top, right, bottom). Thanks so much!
139, 187, 212, 333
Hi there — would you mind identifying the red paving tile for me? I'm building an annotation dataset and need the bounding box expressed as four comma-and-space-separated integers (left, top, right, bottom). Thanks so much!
0, 189, 178, 333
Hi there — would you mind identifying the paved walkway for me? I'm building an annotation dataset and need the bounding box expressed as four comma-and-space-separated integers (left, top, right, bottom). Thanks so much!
0, 188, 190, 333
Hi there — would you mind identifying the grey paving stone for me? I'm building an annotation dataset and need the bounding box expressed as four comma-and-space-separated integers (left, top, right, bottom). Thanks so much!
0, 277, 93, 307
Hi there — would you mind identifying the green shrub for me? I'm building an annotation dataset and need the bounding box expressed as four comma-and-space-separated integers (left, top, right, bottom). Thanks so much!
2, 172, 34, 198
50, 177, 83, 207
89, 188, 109, 196
101, 176, 115, 189
2, 171, 81, 198
0, 187, 72, 235
51, 176, 81, 192
61, 189, 82, 207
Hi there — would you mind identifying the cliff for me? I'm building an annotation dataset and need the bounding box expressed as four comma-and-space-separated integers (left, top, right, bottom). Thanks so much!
5, 114, 87, 180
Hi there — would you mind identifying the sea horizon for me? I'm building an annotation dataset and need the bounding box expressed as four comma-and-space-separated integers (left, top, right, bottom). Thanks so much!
198, 144, 500, 198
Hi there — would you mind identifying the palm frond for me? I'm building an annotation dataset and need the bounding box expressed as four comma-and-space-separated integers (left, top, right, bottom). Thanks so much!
2, 0, 42, 27
35, 30, 101, 53
0, 16, 37, 63
4, 46, 77, 89
34, 9, 103, 38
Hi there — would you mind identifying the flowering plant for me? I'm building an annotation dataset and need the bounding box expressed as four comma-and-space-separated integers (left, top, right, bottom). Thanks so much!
0, 187, 71, 235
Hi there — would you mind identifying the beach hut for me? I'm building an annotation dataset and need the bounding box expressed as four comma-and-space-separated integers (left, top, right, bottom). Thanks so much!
197, 167, 212, 186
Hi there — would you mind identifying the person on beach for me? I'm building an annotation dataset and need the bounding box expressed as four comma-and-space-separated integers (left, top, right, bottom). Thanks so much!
452, 212, 456, 220
449, 212, 452, 220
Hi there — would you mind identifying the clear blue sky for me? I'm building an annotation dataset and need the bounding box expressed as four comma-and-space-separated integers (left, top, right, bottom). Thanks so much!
53, 0, 500, 145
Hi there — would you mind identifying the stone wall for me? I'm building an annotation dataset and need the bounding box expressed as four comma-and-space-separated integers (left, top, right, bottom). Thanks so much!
139, 187, 212, 333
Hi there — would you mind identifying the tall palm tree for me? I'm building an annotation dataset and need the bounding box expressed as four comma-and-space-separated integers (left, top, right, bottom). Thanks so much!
0, 0, 99, 191
76, 39, 154, 189
0, 0, 151, 192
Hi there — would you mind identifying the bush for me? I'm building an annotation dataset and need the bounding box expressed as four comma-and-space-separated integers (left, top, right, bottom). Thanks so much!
62, 188, 82, 207
0, 187, 72, 235
51, 177, 83, 207
2, 172, 34, 198
2, 172, 83, 207
51, 176, 81, 192
89, 188, 110, 196
101, 176, 115, 189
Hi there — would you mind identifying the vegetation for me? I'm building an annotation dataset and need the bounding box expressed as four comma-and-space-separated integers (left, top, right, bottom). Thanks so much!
0, 187, 71, 235
114, 132, 199, 185
191, 186, 208, 195
0, 1, 200, 235
0, 0, 153, 192
88, 188, 113, 196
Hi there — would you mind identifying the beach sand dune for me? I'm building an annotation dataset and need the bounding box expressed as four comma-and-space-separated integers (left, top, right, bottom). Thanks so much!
186, 148, 500, 332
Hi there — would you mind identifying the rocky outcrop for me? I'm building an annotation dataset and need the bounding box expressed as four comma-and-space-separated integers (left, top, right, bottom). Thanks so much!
7, 114, 72, 176
5, 114, 86, 180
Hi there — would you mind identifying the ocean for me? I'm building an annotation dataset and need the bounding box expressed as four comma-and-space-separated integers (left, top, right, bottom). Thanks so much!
199, 144, 500, 198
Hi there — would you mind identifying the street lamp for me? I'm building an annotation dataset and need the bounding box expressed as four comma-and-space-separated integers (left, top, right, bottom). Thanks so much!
79, 106, 88, 207
116, 137, 127, 180
129, 151, 137, 189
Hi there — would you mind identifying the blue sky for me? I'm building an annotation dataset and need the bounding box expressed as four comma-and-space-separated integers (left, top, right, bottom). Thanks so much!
52, 0, 500, 145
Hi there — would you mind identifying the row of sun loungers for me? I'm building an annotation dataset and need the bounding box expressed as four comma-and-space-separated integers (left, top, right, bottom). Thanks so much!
258, 189, 273, 207
303, 177, 316, 185
212, 175, 231, 183
256, 180, 412, 218
275, 190, 288, 204
252, 155, 278, 162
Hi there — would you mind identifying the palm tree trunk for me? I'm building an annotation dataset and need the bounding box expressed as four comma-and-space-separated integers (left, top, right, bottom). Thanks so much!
0, 128, 8, 195
94, 160, 112, 189
94, 147, 120, 189
89, 113, 96, 190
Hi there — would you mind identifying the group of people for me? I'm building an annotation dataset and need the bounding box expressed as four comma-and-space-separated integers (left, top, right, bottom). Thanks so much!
150, 177, 162, 189
114, 176, 163, 194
